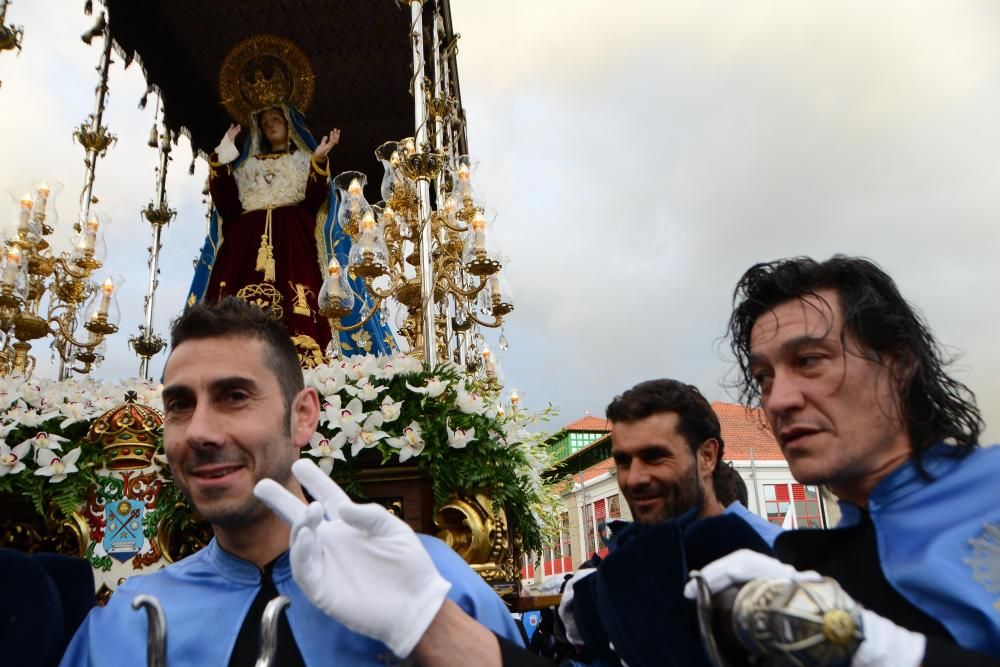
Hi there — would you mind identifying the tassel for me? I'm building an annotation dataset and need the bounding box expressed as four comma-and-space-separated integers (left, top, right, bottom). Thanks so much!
256, 236, 268, 272
264, 255, 276, 283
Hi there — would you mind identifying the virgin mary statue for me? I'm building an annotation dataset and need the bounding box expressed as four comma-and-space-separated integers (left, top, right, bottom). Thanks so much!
186, 36, 394, 365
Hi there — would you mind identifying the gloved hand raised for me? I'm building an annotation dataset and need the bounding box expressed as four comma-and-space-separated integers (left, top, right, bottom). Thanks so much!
254, 459, 452, 658
684, 549, 926, 667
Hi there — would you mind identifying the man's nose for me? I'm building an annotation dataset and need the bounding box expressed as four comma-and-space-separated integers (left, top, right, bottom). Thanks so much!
184, 402, 223, 448
762, 368, 806, 418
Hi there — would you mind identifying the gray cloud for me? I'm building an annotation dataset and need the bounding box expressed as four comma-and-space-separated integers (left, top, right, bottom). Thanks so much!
1, 1, 998, 441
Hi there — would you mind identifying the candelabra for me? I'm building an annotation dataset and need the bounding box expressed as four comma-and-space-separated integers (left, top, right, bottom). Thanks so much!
322, 144, 513, 381
0, 182, 121, 377
0, 0, 24, 62
314, 0, 514, 387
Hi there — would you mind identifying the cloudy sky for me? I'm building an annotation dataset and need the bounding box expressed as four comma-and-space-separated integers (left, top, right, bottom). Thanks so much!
2, 1, 999, 440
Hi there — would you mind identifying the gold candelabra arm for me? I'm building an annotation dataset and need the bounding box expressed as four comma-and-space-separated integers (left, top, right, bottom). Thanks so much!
329, 287, 385, 335
465, 309, 505, 330
432, 209, 468, 234
47, 311, 105, 352
442, 271, 488, 299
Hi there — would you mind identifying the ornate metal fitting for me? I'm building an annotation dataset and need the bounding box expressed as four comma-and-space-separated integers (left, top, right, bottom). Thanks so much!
128, 332, 167, 359
84, 312, 118, 336
351, 256, 389, 280
318, 304, 352, 320
73, 252, 103, 273
491, 294, 513, 317
425, 94, 455, 121
73, 123, 117, 156
13, 311, 49, 341
398, 150, 446, 182
465, 256, 502, 277
0, 24, 24, 53
0, 286, 21, 310
28, 254, 56, 278
141, 201, 177, 227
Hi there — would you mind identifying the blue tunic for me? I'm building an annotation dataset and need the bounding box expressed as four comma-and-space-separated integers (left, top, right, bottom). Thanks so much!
836, 443, 1000, 656
60, 535, 521, 666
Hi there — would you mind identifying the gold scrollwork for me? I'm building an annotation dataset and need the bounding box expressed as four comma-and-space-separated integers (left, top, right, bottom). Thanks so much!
219, 35, 315, 123
434, 492, 517, 596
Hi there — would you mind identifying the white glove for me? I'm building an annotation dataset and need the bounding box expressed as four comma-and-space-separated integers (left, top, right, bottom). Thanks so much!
214, 133, 239, 164
254, 459, 452, 658
557, 568, 596, 648
683, 549, 822, 599
684, 550, 926, 667
851, 609, 925, 667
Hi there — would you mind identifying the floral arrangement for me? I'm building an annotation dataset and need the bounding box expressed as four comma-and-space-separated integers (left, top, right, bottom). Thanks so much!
0, 354, 560, 555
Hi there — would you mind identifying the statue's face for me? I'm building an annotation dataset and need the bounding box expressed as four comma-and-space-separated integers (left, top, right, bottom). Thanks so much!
259, 108, 289, 148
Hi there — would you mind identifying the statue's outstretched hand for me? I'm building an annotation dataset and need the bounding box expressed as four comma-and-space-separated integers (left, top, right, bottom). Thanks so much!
214, 124, 241, 164
314, 128, 341, 160
254, 458, 451, 659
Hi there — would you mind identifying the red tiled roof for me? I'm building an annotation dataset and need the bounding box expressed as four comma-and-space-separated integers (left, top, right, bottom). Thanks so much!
563, 415, 611, 432
712, 402, 784, 461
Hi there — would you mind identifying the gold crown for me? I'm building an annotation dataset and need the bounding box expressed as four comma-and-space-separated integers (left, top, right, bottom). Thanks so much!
219, 35, 315, 123
242, 67, 290, 110
87, 391, 163, 471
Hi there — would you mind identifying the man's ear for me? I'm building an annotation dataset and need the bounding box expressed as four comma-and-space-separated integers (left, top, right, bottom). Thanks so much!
290, 387, 320, 449
697, 438, 721, 480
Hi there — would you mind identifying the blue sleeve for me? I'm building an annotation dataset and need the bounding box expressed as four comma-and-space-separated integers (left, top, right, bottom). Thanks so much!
418, 534, 524, 646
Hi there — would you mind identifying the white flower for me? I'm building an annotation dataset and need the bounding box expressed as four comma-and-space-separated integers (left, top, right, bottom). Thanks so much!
318, 396, 344, 428
59, 401, 92, 428
456, 389, 486, 415
310, 365, 348, 395
305, 432, 347, 474
332, 398, 367, 440
25, 431, 68, 452
386, 422, 425, 462
350, 413, 388, 457
386, 355, 423, 376
406, 377, 449, 398
446, 423, 477, 449
341, 356, 379, 382
5, 403, 59, 428
34, 447, 81, 483
379, 395, 402, 423
343, 379, 384, 402
0, 441, 31, 476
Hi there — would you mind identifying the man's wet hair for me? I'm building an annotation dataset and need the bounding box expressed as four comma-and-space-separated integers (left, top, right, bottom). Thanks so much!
169, 297, 304, 418
728, 255, 982, 465
606, 379, 725, 478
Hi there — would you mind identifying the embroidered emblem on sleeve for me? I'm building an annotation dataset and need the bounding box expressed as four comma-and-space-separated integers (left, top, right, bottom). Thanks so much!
965, 522, 1000, 611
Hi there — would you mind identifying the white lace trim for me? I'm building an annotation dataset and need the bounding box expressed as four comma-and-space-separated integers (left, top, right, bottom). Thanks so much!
235, 151, 312, 211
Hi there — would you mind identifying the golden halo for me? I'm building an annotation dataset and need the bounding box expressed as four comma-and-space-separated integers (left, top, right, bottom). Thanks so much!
219, 35, 315, 123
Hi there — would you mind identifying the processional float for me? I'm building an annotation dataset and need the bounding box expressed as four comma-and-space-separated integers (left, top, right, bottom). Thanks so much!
0, 0, 555, 629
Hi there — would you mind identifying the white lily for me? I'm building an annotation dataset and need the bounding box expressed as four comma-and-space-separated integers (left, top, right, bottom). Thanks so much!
446, 423, 477, 449
350, 413, 388, 456
34, 447, 82, 483
0, 441, 31, 476
406, 377, 449, 398
305, 432, 347, 474
386, 421, 425, 462
333, 398, 367, 440
456, 389, 486, 415
6, 403, 59, 428
59, 401, 92, 428
379, 395, 402, 422
26, 431, 68, 452
344, 378, 384, 402
317, 396, 344, 428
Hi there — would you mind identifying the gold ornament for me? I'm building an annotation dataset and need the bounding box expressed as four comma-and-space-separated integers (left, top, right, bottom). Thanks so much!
219, 35, 315, 123
87, 392, 163, 470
